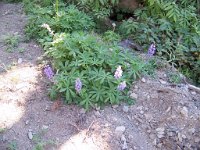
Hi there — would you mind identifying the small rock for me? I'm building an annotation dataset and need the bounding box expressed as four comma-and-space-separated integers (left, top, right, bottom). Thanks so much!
159, 79, 167, 84
140, 110, 144, 114
144, 114, 153, 121
28, 129, 33, 132
44, 105, 51, 111
195, 137, 200, 143
157, 134, 164, 138
130, 93, 138, 99
151, 92, 159, 99
122, 141, 128, 150
28, 131, 33, 140
123, 106, 129, 113
156, 127, 165, 132
18, 58, 23, 64
188, 128, 195, 134
25, 120, 29, 125
112, 105, 119, 109
153, 139, 157, 145
182, 134, 186, 139
121, 134, 126, 142
191, 91, 196, 95
156, 127, 165, 138
42, 125, 49, 130
157, 143, 162, 148
141, 78, 146, 83
147, 95, 150, 100
136, 106, 143, 110
165, 107, 171, 113
167, 132, 173, 137
147, 130, 151, 133
149, 133, 156, 140
94, 111, 101, 117
180, 106, 188, 118
115, 126, 126, 136
80, 108, 86, 114
128, 134, 133, 140
104, 123, 110, 127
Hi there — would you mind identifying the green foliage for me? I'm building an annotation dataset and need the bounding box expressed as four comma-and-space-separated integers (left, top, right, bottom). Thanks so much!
47, 32, 144, 110
25, 4, 94, 44
167, 72, 181, 84
103, 30, 121, 43
67, 0, 119, 18
0, 128, 6, 133
3, 34, 20, 52
118, 0, 200, 85
32, 129, 56, 150
7, 140, 18, 150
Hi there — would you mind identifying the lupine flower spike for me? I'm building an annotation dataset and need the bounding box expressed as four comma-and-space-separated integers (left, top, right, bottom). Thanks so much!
41, 23, 54, 35
117, 81, 127, 91
148, 43, 156, 56
44, 65, 54, 80
114, 65, 123, 79
75, 78, 82, 93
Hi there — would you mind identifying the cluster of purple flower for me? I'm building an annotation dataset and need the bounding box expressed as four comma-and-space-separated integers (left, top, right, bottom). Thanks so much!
75, 78, 82, 93
147, 43, 156, 56
114, 66, 123, 79
114, 66, 126, 91
117, 81, 127, 91
44, 65, 54, 80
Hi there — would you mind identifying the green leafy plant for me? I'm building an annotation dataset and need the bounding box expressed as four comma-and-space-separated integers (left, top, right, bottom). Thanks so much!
3, 34, 20, 52
18, 47, 25, 53
103, 30, 121, 43
7, 140, 18, 150
66, 0, 119, 18
0, 128, 6, 133
32, 129, 56, 150
25, 4, 94, 45
46, 31, 144, 110
118, 0, 200, 85
168, 72, 181, 84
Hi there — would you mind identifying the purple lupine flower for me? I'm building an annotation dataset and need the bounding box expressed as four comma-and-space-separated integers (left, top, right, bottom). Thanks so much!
117, 81, 127, 91
148, 43, 156, 56
44, 65, 54, 80
114, 66, 123, 79
75, 78, 82, 93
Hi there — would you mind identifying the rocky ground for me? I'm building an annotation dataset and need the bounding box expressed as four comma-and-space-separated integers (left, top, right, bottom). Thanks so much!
0, 2, 200, 150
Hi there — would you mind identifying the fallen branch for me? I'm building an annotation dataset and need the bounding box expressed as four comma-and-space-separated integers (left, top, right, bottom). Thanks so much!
187, 84, 200, 94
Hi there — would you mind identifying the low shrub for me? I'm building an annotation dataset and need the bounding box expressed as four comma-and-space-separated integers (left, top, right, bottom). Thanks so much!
46, 32, 145, 110
25, 5, 95, 45
118, 0, 200, 85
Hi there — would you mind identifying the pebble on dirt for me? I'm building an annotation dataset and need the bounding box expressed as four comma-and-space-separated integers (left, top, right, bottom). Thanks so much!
180, 106, 188, 118
115, 126, 126, 136
28, 131, 33, 140
123, 105, 129, 113
130, 93, 138, 99
141, 78, 146, 83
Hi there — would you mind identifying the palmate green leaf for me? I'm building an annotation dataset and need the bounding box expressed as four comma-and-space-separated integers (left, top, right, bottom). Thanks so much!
90, 86, 107, 102
106, 88, 122, 104
79, 93, 93, 110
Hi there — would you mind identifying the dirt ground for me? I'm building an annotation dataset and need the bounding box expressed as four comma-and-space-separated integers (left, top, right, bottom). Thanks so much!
0, 2, 200, 150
